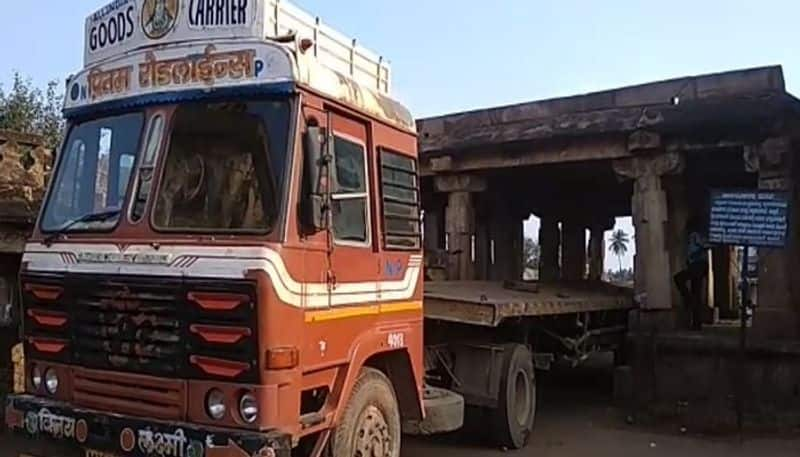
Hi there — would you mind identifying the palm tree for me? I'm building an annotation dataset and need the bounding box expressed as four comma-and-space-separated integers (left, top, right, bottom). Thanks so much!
608, 229, 630, 274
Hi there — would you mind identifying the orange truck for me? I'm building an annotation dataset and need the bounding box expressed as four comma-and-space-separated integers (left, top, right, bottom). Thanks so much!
5, 1, 633, 456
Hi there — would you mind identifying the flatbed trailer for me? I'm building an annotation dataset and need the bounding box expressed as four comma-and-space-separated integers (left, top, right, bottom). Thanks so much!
416, 280, 634, 448
425, 280, 632, 326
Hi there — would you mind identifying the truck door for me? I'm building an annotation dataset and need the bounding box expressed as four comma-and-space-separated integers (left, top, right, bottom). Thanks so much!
327, 112, 379, 308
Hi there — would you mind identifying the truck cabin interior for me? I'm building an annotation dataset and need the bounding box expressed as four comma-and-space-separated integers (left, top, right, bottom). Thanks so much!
153, 103, 276, 231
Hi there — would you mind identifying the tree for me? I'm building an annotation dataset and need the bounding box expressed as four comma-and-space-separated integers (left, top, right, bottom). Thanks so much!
608, 229, 630, 274
0, 72, 64, 149
524, 237, 540, 270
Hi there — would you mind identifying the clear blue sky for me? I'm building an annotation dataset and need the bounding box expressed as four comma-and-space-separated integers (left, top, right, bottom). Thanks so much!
3, 0, 798, 269
3, 0, 799, 116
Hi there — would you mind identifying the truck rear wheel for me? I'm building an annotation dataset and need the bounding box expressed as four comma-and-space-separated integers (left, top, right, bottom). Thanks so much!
331, 367, 401, 457
491, 344, 536, 449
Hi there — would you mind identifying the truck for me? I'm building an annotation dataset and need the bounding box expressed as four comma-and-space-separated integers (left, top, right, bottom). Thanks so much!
4, 1, 633, 456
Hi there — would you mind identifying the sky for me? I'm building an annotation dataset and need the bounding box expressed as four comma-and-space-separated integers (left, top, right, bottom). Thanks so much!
4, 0, 800, 269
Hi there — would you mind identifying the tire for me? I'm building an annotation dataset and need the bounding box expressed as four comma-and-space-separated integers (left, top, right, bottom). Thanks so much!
331, 367, 401, 457
491, 344, 536, 449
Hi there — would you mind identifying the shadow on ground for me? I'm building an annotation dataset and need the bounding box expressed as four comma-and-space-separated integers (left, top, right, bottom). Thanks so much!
403, 353, 800, 457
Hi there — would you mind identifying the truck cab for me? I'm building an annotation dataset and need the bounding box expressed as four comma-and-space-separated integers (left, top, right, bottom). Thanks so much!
5, 1, 424, 456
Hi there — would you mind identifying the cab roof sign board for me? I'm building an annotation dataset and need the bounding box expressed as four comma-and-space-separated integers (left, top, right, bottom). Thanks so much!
86, 0, 260, 67
72, 0, 414, 131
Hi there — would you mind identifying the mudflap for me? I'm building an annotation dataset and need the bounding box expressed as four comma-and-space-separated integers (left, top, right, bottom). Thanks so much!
402, 386, 464, 435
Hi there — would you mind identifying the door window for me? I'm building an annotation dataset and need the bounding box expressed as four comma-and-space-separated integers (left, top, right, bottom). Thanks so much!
331, 136, 370, 244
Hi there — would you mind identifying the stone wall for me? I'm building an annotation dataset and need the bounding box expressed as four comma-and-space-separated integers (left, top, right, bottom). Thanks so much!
0, 130, 51, 254
618, 331, 800, 432
0, 130, 52, 223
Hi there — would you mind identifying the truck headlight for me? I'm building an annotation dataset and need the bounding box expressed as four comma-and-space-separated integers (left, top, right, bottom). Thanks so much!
44, 368, 59, 394
239, 393, 258, 423
31, 365, 43, 390
206, 389, 226, 420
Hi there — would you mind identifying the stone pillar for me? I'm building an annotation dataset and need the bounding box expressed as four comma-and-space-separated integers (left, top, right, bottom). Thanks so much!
486, 192, 525, 281
712, 246, 736, 319
474, 196, 491, 280
749, 137, 800, 339
614, 151, 684, 327
490, 209, 513, 281
539, 216, 561, 282
423, 205, 443, 251
511, 215, 524, 281
561, 220, 587, 281
436, 175, 487, 281
664, 177, 690, 327
445, 191, 474, 281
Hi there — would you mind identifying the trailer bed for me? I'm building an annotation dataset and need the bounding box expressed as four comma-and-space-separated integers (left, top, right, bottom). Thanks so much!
424, 281, 634, 327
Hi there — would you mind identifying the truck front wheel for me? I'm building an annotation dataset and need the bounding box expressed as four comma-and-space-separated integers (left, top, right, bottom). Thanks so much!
331, 367, 401, 457
491, 344, 536, 449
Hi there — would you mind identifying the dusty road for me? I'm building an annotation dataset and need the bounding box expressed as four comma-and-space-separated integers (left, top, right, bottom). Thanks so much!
404, 355, 798, 457
2, 355, 796, 456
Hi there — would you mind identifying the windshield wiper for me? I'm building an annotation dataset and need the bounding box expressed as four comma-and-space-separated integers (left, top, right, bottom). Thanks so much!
43, 209, 121, 246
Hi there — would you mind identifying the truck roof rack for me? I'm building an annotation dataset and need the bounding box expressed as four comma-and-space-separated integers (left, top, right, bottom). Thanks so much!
264, 0, 391, 94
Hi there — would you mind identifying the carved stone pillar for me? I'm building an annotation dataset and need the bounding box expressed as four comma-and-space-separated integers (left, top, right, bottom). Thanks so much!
436, 175, 487, 281
614, 152, 684, 321
539, 216, 561, 282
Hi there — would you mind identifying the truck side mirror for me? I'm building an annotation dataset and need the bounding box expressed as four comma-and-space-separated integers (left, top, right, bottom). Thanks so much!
301, 126, 330, 233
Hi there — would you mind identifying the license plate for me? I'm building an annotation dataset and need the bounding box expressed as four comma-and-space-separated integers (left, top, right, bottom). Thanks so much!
85, 451, 120, 457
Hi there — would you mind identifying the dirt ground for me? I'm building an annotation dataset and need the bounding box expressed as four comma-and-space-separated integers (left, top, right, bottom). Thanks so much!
404, 354, 799, 457
2, 355, 797, 456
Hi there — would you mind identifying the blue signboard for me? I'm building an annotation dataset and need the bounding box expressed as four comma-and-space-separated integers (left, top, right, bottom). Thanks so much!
709, 190, 789, 248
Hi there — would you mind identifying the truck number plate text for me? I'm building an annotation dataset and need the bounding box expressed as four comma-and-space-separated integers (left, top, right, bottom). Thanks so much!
388, 332, 405, 348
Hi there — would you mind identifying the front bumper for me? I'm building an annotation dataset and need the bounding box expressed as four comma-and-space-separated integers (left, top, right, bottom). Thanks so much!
5, 395, 291, 457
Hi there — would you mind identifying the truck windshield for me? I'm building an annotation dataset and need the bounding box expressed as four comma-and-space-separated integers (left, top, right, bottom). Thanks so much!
152, 101, 290, 233
40, 112, 144, 233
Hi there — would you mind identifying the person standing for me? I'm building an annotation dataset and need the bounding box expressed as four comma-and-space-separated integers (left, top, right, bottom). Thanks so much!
674, 218, 710, 331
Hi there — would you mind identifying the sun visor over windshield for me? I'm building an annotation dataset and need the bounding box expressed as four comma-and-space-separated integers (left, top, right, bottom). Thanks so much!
64, 41, 294, 114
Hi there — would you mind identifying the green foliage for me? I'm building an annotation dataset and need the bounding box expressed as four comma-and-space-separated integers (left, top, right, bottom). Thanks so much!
0, 72, 65, 149
606, 267, 634, 284
524, 237, 540, 270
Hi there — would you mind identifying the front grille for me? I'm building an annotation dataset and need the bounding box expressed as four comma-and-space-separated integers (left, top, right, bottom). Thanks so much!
22, 272, 260, 420
73, 367, 184, 420
23, 273, 259, 380
71, 277, 184, 377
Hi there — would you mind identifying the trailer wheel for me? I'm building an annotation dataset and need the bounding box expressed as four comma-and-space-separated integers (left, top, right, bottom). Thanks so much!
491, 344, 536, 449
331, 367, 401, 457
